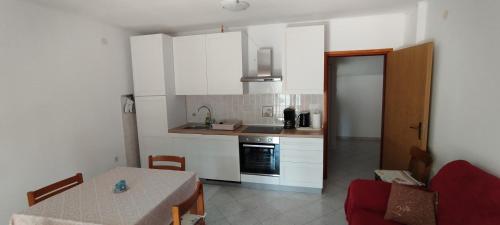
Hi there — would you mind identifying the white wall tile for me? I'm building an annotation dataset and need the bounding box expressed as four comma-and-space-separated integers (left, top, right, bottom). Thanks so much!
186, 94, 323, 125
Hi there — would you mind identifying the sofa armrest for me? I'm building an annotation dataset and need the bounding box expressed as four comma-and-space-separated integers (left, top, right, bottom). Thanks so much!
345, 179, 392, 221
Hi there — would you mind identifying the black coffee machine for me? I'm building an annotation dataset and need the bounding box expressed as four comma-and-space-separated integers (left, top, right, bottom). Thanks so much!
283, 107, 296, 129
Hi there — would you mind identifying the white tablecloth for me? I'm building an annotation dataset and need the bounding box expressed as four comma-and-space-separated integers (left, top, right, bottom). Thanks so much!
10, 167, 197, 225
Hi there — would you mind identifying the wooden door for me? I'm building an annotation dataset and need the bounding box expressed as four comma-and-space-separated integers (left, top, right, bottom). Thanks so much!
381, 42, 434, 170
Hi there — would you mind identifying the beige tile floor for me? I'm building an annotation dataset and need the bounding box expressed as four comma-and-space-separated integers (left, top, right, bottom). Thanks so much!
203, 139, 380, 225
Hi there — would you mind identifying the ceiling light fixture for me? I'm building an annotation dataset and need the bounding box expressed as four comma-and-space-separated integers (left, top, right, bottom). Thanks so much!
220, 0, 250, 12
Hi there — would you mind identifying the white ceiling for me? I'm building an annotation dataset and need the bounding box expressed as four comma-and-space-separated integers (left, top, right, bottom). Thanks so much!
25, 0, 420, 33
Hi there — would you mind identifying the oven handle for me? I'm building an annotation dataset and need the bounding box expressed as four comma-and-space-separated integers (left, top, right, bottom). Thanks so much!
242, 144, 275, 149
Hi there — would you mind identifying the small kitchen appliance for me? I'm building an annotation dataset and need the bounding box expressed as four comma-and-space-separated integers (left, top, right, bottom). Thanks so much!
283, 107, 296, 129
299, 111, 311, 127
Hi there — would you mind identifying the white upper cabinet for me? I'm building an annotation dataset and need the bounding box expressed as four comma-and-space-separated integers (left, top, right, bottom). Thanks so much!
206, 32, 244, 95
173, 32, 244, 95
285, 25, 325, 94
130, 34, 174, 96
173, 35, 208, 95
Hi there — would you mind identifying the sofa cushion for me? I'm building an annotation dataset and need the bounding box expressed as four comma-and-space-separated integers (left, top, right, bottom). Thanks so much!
430, 160, 500, 225
384, 183, 437, 225
345, 179, 392, 221
350, 210, 402, 225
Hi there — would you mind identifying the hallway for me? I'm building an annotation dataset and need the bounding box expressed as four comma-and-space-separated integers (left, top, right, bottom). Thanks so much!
324, 139, 380, 193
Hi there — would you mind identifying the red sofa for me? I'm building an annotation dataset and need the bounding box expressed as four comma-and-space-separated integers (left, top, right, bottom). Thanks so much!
344, 160, 500, 225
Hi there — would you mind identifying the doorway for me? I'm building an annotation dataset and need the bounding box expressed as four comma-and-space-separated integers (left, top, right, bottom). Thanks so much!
323, 43, 434, 184
323, 49, 392, 181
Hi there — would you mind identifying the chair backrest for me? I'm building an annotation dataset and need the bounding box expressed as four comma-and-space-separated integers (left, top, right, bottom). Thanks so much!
27, 173, 83, 206
148, 155, 186, 171
408, 146, 433, 184
171, 181, 205, 225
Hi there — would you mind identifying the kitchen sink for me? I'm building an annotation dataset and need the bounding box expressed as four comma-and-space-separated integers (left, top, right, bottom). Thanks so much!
183, 124, 210, 130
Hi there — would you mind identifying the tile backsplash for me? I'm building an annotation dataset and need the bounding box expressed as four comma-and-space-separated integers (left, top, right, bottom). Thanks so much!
186, 94, 323, 125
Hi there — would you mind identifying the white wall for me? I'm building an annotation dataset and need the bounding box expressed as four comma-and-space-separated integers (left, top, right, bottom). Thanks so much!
404, 6, 418, 45
404, 1, 429, 46
332, 56, 384, 138
425, 0, 500, 175
0, 0, 134, 222
327, 13, 407, 51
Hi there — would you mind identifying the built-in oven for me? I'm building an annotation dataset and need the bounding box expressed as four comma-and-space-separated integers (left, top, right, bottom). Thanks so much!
239, 136, 280, 176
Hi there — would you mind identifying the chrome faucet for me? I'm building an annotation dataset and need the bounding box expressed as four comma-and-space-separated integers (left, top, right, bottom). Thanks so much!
197, 105, 214, 126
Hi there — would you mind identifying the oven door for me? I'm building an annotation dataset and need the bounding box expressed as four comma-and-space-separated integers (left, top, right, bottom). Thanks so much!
239, 143, 280, 176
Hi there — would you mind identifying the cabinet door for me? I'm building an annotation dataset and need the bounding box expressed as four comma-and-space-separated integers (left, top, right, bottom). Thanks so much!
138, 136, 173, 168
135, 96, 168, 137
280, 162, 323, 188
173, 35, 207, 95
281, 138, 323, 163
130, 34, 167, 96
170, 134, 240, 182
285, 25, 325, 94
280, 137, 324, 188
206, 32, 243, 95
171, 134, 203, 173
198, 135, 240, 181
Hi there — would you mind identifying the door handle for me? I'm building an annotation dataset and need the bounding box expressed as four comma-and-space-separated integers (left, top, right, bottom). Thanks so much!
409, 122, 422, 140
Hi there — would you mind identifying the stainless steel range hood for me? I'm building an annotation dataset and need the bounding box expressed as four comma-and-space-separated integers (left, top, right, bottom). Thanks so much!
241, 48, 282, 82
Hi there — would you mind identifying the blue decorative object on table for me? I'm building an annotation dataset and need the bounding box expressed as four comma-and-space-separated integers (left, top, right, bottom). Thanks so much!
113, 179, 128, 193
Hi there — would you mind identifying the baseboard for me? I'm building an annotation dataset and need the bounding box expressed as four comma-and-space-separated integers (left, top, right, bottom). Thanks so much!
336, 136, 381, 142
200, 179, 322, 194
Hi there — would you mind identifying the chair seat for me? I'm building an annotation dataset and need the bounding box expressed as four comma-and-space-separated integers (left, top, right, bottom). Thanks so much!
181, 213, 204, 225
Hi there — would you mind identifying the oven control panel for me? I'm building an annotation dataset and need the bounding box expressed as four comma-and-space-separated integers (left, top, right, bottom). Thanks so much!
238, 136, 280, 144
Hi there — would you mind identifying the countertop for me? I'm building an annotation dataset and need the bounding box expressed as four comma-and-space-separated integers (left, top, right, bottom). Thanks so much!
169, 124, 324, 138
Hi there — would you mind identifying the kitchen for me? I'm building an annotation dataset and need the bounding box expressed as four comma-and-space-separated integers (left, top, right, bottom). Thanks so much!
8, 0, 499, 224
132, 25, 326, 191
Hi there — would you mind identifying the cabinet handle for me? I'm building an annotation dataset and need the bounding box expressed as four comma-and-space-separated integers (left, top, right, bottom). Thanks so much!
242, 144, 275, 149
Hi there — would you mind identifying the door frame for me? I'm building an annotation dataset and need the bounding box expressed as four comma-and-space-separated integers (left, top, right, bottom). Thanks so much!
323, 48, 393, 179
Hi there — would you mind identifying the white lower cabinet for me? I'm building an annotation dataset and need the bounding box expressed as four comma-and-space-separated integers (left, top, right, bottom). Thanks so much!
280, 162, 323, 188
280, 137, 324, 188
170, 134, 202, 172
138, 136, 174, 169
170, 134, 240, 182
140, 134, 323, 188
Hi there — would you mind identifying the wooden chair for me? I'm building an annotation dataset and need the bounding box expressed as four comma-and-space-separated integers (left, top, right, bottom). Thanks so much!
408, 146, 433, 184
148, 155, 186, 171
27, 173, 83, 206
171, 181, 205, 225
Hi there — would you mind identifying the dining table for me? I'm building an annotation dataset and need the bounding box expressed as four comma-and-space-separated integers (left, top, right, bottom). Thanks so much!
10, 167, 198, 225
